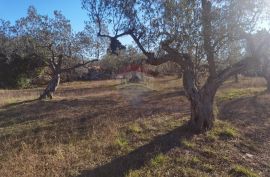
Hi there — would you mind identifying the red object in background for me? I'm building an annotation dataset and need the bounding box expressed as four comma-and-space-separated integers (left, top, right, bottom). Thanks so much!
117, 64, 159, 77
119, 64, 144, 74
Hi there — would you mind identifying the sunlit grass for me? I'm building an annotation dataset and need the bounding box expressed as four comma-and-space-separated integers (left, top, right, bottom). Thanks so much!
216, 87, 264, 102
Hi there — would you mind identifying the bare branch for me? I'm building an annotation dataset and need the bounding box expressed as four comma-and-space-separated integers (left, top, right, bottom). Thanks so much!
215, 56, 255, 86
48, 59, 56, 72
129, 32, 148, 56
96, 12, 111, 39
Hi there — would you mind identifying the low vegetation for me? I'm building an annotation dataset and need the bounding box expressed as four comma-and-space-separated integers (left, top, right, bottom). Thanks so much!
1, 0, 270, 176
217, 87, 265, 102
230, 165, 259, 177
0, 76, 269, 176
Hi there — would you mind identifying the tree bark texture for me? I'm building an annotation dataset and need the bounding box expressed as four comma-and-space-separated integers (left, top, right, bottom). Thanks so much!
39, 73, 60, 99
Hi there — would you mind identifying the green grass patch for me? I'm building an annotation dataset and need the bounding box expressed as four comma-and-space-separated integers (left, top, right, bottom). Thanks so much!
217, 88, 263, 102
150, 153, 167, 167
218, 127, 238, 139
114, 137, 129, 150
175, 154, 216, 175
206, 120, 239, 141
201, 147, 217, 158
176, 155, 201, 167
190, 156, 201, 165
181, 139, 195, 149
125, 169, 141, 177
128, 123, 143, 133
202, 163, 214, 173
205, 132, 218, 142
230, 165, 259, 177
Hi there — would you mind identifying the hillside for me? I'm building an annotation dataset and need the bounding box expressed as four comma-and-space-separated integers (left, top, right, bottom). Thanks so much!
0, 76, 269, 177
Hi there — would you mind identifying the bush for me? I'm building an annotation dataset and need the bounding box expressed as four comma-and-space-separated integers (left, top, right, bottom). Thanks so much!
0, 53, 45, 88
16, 75, 31, 88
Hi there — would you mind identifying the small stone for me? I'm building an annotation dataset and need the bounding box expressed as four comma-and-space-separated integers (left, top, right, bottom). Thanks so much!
245, 153, 254, 158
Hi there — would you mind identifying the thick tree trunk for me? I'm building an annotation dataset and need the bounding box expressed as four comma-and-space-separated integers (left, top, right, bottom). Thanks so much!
234, 74, 239, 83
129, 72, 140, 83
182, 62, 218, 132
39, 73, 60, 100
189, 88, 216, 132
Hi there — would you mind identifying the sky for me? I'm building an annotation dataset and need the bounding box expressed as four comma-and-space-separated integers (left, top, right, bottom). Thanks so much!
0, 0, 268, 45
0, 0, 88, 32
0, 0, 133, 44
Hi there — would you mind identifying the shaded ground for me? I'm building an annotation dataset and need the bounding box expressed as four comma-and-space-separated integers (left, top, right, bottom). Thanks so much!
0, 76, 269, 177
220, 93, 270, 175
78, 123, 193, 177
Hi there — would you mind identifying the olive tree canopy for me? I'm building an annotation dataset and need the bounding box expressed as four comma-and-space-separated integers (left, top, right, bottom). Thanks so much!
82, 0, 269, 132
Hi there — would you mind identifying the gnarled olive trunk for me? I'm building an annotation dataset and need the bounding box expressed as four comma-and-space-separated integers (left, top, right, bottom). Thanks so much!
39, 73, 60, 99
182, 61, 218, 132
189, 86, 217, 132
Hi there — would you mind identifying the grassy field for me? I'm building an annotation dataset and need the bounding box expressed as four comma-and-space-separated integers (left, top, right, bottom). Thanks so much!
0, 76, 269, 177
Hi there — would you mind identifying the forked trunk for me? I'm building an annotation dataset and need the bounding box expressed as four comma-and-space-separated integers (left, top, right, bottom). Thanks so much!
182, 63, 218, 132
189, 89, 216, 132
39, 73, 60, 100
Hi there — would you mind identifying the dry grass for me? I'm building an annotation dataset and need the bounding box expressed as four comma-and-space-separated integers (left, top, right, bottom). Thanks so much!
0, 76, 269, 177
0, 89, 40, 107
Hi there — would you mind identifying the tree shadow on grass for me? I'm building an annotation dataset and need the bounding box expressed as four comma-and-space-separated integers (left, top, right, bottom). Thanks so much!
57, 83, 121, 97
77, 122, 195, 177
219, 92, 270, 174
219, 93, 270, 128
0, 88, 188, 145
0, 97, 117, 127
1, 98, 39, 109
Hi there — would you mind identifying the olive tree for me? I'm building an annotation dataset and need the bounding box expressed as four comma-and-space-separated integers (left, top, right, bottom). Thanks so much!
82, 0, 268, 132
253, 30, 270, 91
17, 6, 98, 99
